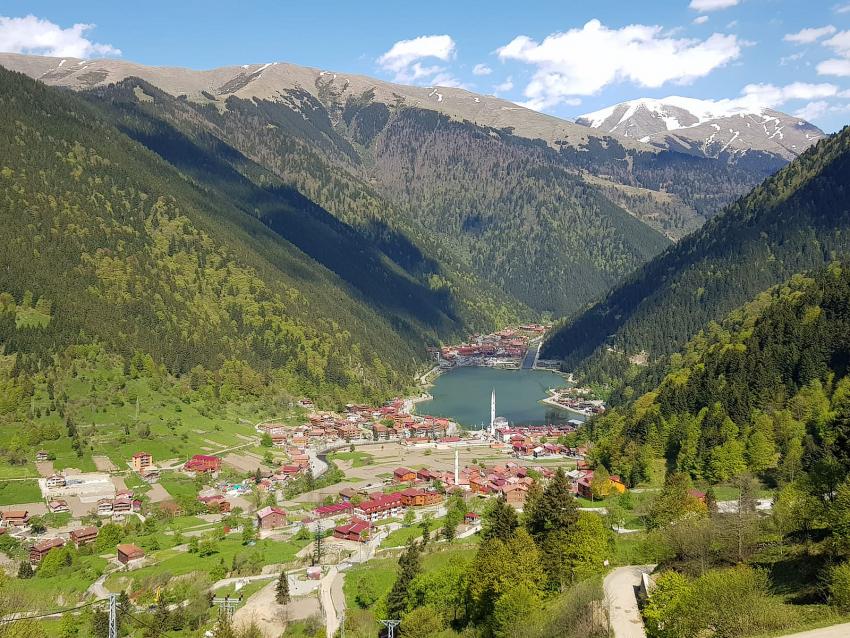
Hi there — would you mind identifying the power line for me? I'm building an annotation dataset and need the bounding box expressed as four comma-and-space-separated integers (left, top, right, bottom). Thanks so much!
0, 598, 105, 623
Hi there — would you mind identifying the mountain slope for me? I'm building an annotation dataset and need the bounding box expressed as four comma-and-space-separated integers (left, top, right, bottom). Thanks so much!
543, 125, 850, 378
1, 52, 792, 286
586, 262, 850, 486
46, 60, 671, 316
0, 66, 489, 402
577, 96, 824, 165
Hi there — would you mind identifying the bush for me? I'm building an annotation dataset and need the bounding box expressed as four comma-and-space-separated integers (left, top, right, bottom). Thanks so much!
829, 562, 850, 611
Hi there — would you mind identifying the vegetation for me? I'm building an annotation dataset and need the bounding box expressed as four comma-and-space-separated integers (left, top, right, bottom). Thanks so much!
544, 126, 850, 385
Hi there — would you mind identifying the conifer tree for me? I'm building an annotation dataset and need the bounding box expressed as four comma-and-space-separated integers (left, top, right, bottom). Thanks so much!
276, 571, 290, 605
482, 495, 518, 541
386, 541, 422, 620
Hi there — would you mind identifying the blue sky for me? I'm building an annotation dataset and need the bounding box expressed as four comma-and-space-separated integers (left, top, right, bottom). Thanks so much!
3, 0, 850, 131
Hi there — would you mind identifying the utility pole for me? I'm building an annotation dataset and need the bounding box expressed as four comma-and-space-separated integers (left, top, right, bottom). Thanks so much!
379, 619, 400, 638
212, 595, 241, 620
108, 594, 118, 638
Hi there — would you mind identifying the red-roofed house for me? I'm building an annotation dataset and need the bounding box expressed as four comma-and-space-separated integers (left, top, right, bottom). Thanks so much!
117, 543, 145, 565
30, 538, 64, 564
400, 488, 442, 507
256, 506, 287, 530
333, 519, 371, 542
314, 502, 353, 519
184, 455, 220, 474
393, 467, 416, 482
354, 492, 404, 522
69, 526, 98, 547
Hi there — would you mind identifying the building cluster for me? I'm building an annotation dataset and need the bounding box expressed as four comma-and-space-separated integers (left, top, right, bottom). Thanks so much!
567, 467, 627, 499
130, 451, 160, 482
96, 491, 142, 519
256, 399, 457, 452
491, 423, 583, 458
546, 387, 607, 416
434, 326, 541, 368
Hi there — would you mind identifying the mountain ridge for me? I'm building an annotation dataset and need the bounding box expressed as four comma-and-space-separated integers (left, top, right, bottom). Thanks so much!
576, 96, 824, 162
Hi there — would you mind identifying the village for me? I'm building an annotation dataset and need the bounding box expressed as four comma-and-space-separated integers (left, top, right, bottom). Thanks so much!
430, 323, 548, 369
0, 388, 623, 636
542, 385, 608, 417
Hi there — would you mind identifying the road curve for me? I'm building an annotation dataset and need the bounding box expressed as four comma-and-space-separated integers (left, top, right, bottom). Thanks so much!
776, 623, 850, 638
604, 565, 655, 638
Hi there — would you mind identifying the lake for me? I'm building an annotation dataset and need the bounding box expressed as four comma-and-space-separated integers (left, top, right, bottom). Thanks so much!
418, 367, 580, 428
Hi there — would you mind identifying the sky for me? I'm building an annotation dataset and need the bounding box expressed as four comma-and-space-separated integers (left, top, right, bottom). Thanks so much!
3, 1, 850, 131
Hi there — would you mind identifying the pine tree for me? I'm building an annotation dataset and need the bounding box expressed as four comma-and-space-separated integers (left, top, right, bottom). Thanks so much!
482, 495, 518, 541
386, 541, 422, 620
276, 571, 291, 605
17, 561, 33, 579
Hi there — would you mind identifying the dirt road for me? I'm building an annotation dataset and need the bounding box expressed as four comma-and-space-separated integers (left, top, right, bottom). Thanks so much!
777, 623, 850, 638
604, 565, 655, 638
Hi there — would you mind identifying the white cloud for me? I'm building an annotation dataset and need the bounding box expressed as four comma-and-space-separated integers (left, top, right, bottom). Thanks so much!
493, 77, 514, 93
836, 3, 850, 14
733, 82, 839, 107
0, 14, 120, 58
689, 0, 739, 12
497, 19, 742, 110
793, 100, 830, 120
784, 25, 837, 44
818, 58, 850, 75
472, 63, 492, 76
693, 16, 710, 25
817, 30, 850, 76
780, 51, 805, 65
377, 34, 456, 83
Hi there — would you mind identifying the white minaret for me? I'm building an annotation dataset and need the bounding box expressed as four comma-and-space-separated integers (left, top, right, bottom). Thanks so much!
454, 448, 460, 486
490, 388, 496, 436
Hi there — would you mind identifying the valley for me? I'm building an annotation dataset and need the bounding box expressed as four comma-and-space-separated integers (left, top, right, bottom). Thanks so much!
1, 7, 850, 637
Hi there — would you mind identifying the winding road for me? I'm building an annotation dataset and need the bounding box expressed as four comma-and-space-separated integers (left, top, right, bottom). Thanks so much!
604, 565, 655, 638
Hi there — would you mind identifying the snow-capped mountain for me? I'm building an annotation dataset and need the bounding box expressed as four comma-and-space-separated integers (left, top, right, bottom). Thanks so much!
576, 97, 825, 162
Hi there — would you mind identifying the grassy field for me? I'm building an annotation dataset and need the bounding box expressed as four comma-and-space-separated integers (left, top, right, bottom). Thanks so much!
6, 554, 109, 609
158, 474, 204, 502
105, 536, 310, 591
0, 348, 307, 478
328, 451, 374, 468
0, 479, 42, 505
344, 545, 476, 611
380, 516, 447, 548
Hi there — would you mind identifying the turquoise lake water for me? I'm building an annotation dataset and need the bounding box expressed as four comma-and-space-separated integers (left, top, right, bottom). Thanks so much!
418, 367, 580, 428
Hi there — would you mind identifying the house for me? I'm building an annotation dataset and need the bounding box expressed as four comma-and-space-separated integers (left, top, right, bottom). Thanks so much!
158, 501, 183, 517
256, 506, 287, 530
46, 473, 66, 489
400, 488, 442, 507
184, 454, 221, 474
354, 492, 404, 522
393, 467, 416, 483
112, 497, 133, 515
313, 502, 353, 519
1, 510, 29, 527
416, 468, 435, 482
464, 512, 480, 525
96, 499, 113, 516
140, 466, 160, 482
29, 538, 64, 564
36, 450, 49, 462
198, 495, 231, 513
339, 488, 358, 502
116, 543, 145, 565
333, 519, 371, 542
131, 452, 153, 473
501, 484, 528, 507
69, 526, 99, 547
47, 499, 69, 514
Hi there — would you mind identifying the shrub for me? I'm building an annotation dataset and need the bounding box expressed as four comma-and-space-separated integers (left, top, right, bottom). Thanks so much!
829, 562, 850, 611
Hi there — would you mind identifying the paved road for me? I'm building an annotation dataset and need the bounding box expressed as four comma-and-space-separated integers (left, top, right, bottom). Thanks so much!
604, 565, 655, 638
320, 566, 340, 638
777, 623, 850, 638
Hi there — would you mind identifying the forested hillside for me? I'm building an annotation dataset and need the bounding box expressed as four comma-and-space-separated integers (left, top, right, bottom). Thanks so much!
0, 66, 475, 407
586, 262, 850, 486
543, 126, 850, 380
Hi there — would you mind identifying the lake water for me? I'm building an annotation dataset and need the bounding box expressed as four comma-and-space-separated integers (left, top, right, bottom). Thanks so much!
418, 367, 580, 428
